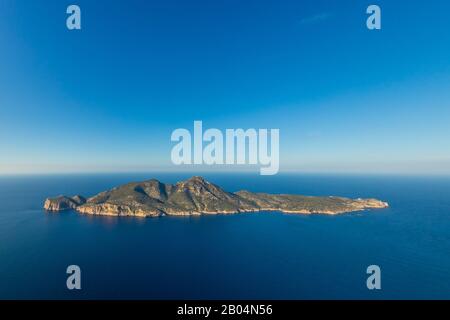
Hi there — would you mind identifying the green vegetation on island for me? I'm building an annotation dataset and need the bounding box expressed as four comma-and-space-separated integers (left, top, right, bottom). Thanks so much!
44, 176, 388, 217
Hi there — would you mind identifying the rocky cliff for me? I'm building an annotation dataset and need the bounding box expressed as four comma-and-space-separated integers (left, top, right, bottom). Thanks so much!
44, 195, 86, 211
44, 176, 388, 217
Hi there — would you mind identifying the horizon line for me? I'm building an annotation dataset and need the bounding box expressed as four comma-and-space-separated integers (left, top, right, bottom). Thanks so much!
1, 170, 450, 177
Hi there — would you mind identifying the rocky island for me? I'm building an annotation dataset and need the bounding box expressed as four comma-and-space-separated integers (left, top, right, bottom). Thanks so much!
44, 176, 388, 217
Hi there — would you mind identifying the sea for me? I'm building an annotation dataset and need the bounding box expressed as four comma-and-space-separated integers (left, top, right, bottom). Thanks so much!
0, 173, 449, 299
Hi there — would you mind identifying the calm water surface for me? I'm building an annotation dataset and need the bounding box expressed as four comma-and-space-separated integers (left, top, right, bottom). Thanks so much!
0, 173, 449, 299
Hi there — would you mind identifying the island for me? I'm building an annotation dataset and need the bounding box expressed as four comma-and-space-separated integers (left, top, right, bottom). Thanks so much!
43, 176, 388, 217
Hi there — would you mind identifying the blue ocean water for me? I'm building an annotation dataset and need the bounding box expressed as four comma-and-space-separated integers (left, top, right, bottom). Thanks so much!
0, 173, 449, 299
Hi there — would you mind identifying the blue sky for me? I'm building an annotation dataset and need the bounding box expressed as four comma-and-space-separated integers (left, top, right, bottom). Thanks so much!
0, 0, 449, 174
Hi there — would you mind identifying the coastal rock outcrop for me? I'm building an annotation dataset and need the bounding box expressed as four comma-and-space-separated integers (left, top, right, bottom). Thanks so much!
44, 195, 86, 211
44, 176, 388, 217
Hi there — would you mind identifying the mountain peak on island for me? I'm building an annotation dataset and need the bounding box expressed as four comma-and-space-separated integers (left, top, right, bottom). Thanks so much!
43, 176, 388, 217
179, 176, 211, 187
187, 176, 207, 182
